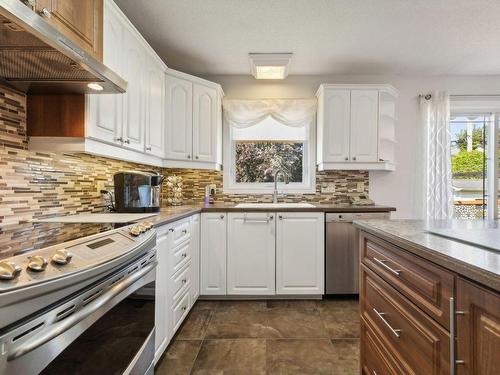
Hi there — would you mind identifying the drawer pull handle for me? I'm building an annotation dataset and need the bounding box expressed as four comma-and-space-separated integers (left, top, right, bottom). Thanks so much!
373, 308, 401, 338
373, 257, 401, 276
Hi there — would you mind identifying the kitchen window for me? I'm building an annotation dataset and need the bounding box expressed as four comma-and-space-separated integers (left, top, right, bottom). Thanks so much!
223, 99, 317, 193
450, 97, 500, 220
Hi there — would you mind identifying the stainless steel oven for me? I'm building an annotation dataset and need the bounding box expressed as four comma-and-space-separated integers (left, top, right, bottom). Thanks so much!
0, 222, 157, 375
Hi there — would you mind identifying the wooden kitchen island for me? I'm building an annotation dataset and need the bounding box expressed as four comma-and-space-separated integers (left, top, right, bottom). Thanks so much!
354, 219, 500, 375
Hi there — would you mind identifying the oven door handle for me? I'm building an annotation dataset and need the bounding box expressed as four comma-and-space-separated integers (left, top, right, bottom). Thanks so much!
7, 261, 156, 361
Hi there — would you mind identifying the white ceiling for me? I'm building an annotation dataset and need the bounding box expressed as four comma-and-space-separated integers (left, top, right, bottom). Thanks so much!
115, 0, 500, 76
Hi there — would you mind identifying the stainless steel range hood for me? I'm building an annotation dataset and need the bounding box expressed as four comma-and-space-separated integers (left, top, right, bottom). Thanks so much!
0, 0, 127, 94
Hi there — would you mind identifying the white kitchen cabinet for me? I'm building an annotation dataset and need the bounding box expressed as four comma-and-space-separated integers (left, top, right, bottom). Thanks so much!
164, 69, 223, 170
316, 84, 398, 171
121, 28, 146, 152
276, 212, 325, 295
145, 60, 165, 157
154, 227, 170, 363
317, 89, 350, 163
200, 213, 227, 295
350, 90, 379, 162
227, 213, 275, 295
193, 83, 220, 163
165, 74, 193, 160
190, 214, 201, 301
85, 0, 124, 145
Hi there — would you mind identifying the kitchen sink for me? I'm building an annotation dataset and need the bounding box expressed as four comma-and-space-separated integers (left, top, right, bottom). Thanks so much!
235, 203, 315, 209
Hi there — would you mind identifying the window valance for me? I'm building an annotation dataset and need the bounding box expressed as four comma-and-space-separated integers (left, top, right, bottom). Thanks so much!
223, 99, 317, 128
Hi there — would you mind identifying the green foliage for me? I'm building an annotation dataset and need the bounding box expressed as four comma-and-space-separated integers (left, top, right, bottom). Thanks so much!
235, 142, 303, 183
454, 128, 484, 152
451, 150, 484, 178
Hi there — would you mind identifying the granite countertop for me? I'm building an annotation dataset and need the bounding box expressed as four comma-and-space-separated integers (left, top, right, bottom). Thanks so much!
354, 219, 500, 291
146, 202, 396, 227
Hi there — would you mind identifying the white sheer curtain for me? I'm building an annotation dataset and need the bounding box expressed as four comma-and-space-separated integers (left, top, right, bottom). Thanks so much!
418, 91, 453, 220
223, 99, 317, 128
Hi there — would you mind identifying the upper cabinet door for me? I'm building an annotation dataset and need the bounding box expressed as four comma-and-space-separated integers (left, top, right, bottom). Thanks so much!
321, 89, 351, 162
121, 30, 145, 152
165, 75, 193, 160
192, 84, 218, 163
145, 61, 165, 157
350, 90, 379, 162
85, 0, 123, 144
227, 213, 275, 295
276, 212, 324, 295
36, 0, 103, 60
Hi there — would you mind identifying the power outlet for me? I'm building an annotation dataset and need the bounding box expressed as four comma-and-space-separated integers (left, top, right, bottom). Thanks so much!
356, 182, 365, 192
321, 183, 336, 193
209, 184, 217, 195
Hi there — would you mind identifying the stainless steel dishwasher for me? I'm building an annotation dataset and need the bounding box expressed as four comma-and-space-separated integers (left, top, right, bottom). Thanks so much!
325, 212, 389, 295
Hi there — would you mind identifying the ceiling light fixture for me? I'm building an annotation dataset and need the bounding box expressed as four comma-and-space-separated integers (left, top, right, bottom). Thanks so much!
87, 83, 104, 91
249, 53, 293, 80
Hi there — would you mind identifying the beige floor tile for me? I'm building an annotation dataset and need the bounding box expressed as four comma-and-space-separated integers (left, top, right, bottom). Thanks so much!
267, 339, 347, 375
155, 340, 202, 375
330, 339, 360, 375
266, 309, 329, 339
176, 309, 213, 340
205, 309, 277, 339
191, 339, 266, 375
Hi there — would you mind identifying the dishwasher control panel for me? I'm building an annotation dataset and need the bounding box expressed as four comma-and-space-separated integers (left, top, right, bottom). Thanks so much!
325, 212, 390, 222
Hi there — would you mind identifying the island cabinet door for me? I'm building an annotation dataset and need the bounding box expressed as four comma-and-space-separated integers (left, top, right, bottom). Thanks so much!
227, 213, 275, 295
456, 277, 500, 375
276, 212, 324, 295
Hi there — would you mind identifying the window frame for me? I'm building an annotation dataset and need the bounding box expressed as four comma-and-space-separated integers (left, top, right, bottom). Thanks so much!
223, 116, 316, 194
450, 96, 500, 220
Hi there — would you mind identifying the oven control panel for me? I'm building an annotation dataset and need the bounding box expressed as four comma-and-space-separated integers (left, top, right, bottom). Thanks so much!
0, 222, 155, 289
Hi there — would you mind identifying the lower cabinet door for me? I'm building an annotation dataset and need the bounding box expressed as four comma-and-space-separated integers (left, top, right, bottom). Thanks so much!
190, 214, 201, 302
227, 213, 275, 295
154, 230, 170, 362
276, 212, 324, 294
456, 277, 500, 375
200, 213, 227, 295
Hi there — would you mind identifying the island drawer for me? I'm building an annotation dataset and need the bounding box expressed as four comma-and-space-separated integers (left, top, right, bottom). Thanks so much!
361, 232, 454, 329
361, 265, 450, 375
361, 318, 404, 375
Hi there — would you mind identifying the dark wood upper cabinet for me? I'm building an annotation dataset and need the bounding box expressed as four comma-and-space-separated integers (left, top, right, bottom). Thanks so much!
456, 278, 500, 375
35, 0, 103, 61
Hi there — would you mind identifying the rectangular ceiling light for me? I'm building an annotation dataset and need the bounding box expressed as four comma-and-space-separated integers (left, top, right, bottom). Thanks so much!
249, 53, 293, 80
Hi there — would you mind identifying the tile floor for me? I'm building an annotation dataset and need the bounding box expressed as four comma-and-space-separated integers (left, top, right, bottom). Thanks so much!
155, 298, 360, 375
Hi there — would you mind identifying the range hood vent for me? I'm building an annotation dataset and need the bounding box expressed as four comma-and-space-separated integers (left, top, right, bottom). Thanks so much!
0, 0, 127, 94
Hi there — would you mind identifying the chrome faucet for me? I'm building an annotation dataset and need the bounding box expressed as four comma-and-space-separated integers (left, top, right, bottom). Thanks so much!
273, 169, 289, 203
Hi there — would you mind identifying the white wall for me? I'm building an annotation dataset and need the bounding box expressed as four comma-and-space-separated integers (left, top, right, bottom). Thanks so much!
204, 74, 500, 219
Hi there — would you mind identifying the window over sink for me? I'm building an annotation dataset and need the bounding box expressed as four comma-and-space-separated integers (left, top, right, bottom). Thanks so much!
223, 99, 316, 194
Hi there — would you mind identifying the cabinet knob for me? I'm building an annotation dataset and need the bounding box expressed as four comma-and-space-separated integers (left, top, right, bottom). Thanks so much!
146, 146, 151, 151
182, 229, 187, 234
220, 215, 225, 219
195, 156, 199, 159
181, 253, 187, 258
344, 157, 349, 161
39, 7, 51, 18
352, 156, 357, 161
187, 155, 191, 159
278, 215, 283, 220
115, 137, 123, 142
123, 139, 130, 144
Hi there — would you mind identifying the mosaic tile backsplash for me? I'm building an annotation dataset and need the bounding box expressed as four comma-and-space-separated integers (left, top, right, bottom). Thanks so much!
0, 84, 368, 227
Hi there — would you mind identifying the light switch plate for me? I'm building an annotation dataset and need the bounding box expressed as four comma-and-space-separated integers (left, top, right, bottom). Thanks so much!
321, 183, 336, 193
